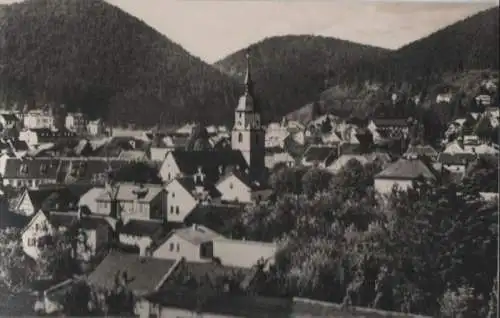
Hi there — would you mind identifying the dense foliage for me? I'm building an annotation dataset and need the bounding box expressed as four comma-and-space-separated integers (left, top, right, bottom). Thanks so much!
0, 0, 239, 126
229, 160, 499, 317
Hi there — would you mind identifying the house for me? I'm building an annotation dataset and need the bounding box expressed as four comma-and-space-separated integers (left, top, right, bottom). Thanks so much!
212, 238, 279, 269
65, 112, 88, 133
0, 113, 19, 130
265, 147, 295, 169
95, 183, 167, 222
443, 138, 499, 155
21, 209, 113, 260
475, 94, 492, 106
12, 184, 90, 216
165, 176, 221, 223
436, 93, 453, 104
117, 150, 148, 161
118, 219, 170, 256
215, 170, 272, 204
159, 149, 248, 183
265, 125, 289, 149
87, 250, 179, 297
78, 187, 104, 214
23, 109, 54, 130
374, 155, 441, 195
19, 128, 77, 147
152, 224, 225, 262
367, 118, 409, 144
86, 119, 105, 136
301, 145, 337, 168
321, 131, 342, 145
0, 158, 60, 188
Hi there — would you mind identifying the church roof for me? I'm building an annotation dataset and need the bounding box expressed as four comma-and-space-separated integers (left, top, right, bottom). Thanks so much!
236, 50, 259, 113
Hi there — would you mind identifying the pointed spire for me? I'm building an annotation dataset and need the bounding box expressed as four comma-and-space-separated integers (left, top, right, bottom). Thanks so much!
244, 49, 253, 95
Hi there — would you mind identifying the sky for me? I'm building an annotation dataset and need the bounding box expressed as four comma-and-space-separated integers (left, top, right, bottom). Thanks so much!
1, 0, 498, 63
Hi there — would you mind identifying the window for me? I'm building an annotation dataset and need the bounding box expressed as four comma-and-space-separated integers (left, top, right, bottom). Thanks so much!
238, 133, 243, 143
35, 223, 39, 231
169, 243, 174, 251
176, 243, 180, 252
229, 183, 233, 189
170, 206, 174, 214
27, 238, 34, 246
171, 192, 175, 198
168, 173, 171, 180
175, 206, 179, 215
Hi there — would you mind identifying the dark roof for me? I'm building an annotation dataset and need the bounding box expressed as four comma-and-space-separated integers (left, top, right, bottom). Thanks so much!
375, 157, 440, 180
24, 184, 92, 212
184, 203, 244, 234
437, 153, 478, 166
372, 118, 408, 127
3, 158, 61, 180
302, 145, 337, 164
120, 219, 165, 239
3, 157, 129, 184
1, 114, 19, 122
87, 250, 177, 294
170, 150, 248, 182
49, 212, 111, 231
405, 144, 439, 158
30, 127, 77, 139
176, 176, 222, 199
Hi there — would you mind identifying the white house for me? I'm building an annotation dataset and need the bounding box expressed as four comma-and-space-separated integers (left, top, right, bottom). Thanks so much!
212, 238, 279, 269
165, 177, 221, 223
152, 224, 225, 262
215, 170, 272, 204
95, 183, 167, 222
65, 112, 88, 133
475, 94, 492, 106
374, 155, 440, 195
21, 210, 113, 260
23, 109, 54, 130
87, 119, 105, 136
436, 93, 453, 104
265, 149, 295, 169
78, 187, 104, 214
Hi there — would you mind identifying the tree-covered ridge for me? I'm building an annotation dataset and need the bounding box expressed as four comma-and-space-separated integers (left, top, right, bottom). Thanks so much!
0, 0, 240, 126
215, 35, 389, 122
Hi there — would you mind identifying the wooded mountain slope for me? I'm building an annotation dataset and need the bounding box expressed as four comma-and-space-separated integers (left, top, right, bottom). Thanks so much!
214, 35, 389, 122
0, 0, 240, 126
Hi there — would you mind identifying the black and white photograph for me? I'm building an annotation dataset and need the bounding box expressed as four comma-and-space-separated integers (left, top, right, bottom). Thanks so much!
0, 0, 498, 317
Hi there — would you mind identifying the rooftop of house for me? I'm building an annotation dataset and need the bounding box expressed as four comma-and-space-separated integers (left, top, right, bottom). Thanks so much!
96, 183, 163, 203
1, 113, 19, 122
174, 176, 222, 200
168, 149, 248, 181
371, 118, 409, 128
375, 156, 440, 180
171, 224, 225, 246
302, 145, 337, 163
404, 144, 439, 158
49, 212, 112, 231
119, 219, 173, 240
86, 250, 177, 295
117, 150, 147, 161
217, 169, 269, 191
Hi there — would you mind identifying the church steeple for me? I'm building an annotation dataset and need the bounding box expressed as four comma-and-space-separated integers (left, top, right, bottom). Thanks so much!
244, 50, 253, 95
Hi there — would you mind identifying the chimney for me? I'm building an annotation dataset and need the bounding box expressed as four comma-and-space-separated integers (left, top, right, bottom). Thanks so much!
77, 206, 83, 220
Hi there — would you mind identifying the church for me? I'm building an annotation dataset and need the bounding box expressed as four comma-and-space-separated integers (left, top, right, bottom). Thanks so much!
159, 51, 267, 188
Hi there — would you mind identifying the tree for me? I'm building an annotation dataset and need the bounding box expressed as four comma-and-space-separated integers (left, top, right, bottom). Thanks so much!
0, 227, 37, 291
320, 117, 333, 133
301, 168, 333, 198
269, 166, 306, 197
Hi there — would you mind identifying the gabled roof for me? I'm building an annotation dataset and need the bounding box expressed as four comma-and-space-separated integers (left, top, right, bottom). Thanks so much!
217, 169, 269, 191
302, 145, 337, 164
168, 149, 248, 182
375, 157, 439, 180
404, 144, 439, 158
172, 225, 225, 246
87, 250, 177, 295
175, 176, 222, 200
96, 183, 163, 203
1, 113, 19, 122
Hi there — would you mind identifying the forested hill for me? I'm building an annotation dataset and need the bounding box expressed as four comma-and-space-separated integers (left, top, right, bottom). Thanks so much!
339, 6, 499, 85
0, 0, 240, 127
214, 35, 389, 122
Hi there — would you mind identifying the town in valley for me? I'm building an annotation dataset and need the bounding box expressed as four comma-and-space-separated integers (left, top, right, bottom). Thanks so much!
0, 1, 498, 317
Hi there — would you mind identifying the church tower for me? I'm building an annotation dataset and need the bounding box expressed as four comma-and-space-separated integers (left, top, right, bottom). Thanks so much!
231, 50, 265, 177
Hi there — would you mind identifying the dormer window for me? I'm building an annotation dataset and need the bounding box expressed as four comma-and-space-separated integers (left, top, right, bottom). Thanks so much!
20, 163, 28, 175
